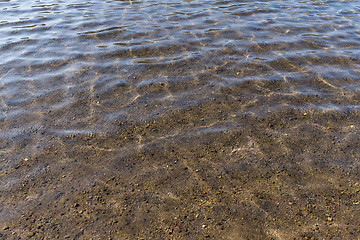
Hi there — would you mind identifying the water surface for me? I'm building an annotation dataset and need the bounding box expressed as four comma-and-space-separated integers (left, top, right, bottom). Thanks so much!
1, 0, 360, 239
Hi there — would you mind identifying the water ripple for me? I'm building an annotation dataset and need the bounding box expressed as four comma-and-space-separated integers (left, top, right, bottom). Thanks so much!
0, 0, 360, 175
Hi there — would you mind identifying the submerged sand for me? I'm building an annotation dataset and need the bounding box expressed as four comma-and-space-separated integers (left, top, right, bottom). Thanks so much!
1, 94, 359, 239
1, 0, 360, 238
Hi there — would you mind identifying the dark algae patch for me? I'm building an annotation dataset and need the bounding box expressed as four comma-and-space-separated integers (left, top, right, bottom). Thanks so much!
1, 0, 360, 239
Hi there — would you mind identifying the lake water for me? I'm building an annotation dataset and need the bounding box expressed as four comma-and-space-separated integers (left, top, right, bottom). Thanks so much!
1, 0, 360, 239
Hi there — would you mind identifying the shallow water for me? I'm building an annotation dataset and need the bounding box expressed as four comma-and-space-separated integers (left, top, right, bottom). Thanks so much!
1, 0, 360, 239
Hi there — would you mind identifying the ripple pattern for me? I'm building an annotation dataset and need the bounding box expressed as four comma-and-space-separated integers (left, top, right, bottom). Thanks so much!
1, 0, 360, 239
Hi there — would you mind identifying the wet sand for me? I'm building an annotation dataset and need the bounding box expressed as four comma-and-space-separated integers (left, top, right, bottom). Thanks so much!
1, 94, 360, 239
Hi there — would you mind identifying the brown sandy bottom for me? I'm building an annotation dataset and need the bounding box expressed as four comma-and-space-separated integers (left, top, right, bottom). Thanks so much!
1, 98, 360, 239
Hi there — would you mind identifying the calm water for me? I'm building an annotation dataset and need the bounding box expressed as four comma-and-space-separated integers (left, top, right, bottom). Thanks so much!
1, 0, 359, 137
1, 0, 360, 238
